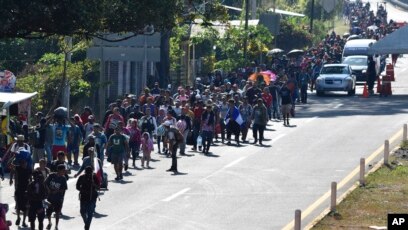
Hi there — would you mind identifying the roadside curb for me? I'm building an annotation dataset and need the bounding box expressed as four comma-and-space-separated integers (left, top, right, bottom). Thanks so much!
304, 144, 400, 229
387, 0, 408, 12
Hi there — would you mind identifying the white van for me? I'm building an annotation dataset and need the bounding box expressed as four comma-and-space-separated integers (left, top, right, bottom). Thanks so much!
342, 39, 376, 61
342, 39, 380, 77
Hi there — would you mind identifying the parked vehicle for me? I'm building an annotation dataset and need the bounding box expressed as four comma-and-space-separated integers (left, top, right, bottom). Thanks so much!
342, 55, 368, 82
342, 39, 376, 61
315, 64, 356, 96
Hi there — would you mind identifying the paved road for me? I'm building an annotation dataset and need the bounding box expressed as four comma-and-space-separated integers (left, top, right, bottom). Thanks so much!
2, 5, 408, 229
2, 56, 408, 230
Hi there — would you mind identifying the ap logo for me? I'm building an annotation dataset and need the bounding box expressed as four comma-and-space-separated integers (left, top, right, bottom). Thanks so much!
388, 214, 408, 230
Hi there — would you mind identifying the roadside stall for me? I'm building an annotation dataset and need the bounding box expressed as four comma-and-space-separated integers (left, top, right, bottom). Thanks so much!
0, 70, 37, 149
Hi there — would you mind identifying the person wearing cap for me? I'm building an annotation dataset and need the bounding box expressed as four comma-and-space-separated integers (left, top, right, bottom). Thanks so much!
3, 134, 31, 169
105, 126, 129, 181
44, 164, 68, 230
76, 166, 100, 230
163, 121, 180, 173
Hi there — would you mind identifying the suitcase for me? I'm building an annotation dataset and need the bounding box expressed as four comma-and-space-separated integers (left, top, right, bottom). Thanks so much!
101, 172, 108, 189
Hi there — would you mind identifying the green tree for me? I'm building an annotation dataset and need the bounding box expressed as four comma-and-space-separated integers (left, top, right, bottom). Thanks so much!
0, 38, 59, 73
0, 0, 227, 41
16, 47, 96, 113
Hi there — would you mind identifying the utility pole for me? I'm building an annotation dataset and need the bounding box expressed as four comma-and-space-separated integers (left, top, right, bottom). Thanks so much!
243, 0, 250, 64
310, 0, 315, 33
62, 36, 72, 118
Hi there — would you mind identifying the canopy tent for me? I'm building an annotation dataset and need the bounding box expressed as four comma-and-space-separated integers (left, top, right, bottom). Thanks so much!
368, 25, 408, 55
0, 92, 38, 109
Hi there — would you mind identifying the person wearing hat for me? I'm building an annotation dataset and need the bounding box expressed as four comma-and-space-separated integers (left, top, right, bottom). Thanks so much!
105, 126, 129, 181
44, 164, 68, 230
76, 166, 100, 230
163, 121, 182, 173
4, 135, 31, 167
200, 103, 215, 154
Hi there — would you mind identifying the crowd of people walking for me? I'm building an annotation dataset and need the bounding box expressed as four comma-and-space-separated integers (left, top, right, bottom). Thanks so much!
0, 0, 404, 229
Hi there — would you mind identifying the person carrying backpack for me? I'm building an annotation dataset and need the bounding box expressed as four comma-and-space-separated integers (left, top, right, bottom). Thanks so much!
76, 166, 100, 230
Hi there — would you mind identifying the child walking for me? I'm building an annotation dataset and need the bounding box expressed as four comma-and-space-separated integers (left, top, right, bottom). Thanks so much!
141, 132, 154, 168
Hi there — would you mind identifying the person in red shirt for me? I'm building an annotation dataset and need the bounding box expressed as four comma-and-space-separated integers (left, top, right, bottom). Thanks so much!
262, 88, 273, 120
104, 107, 125, 139
192, 101, 204, 151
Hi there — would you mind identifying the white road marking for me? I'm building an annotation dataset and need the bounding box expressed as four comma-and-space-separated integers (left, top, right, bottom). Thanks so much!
271, 134, 286, 144
306, 116, 319, 123
333, 104, 343, 109
202, 156, 248, 180
162, 188, 191, 202
224, 157, 247, 168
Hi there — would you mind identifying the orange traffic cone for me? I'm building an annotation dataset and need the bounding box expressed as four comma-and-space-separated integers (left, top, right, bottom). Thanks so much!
362, 83, 369, 98
376, 76, 382, 94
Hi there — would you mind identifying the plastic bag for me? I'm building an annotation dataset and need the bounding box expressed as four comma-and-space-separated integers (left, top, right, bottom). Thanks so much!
197, 135, 202, 147
54, 107, 68, 119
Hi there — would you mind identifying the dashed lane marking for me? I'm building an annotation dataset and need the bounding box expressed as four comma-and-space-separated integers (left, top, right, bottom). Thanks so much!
162, 188, 191, 202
